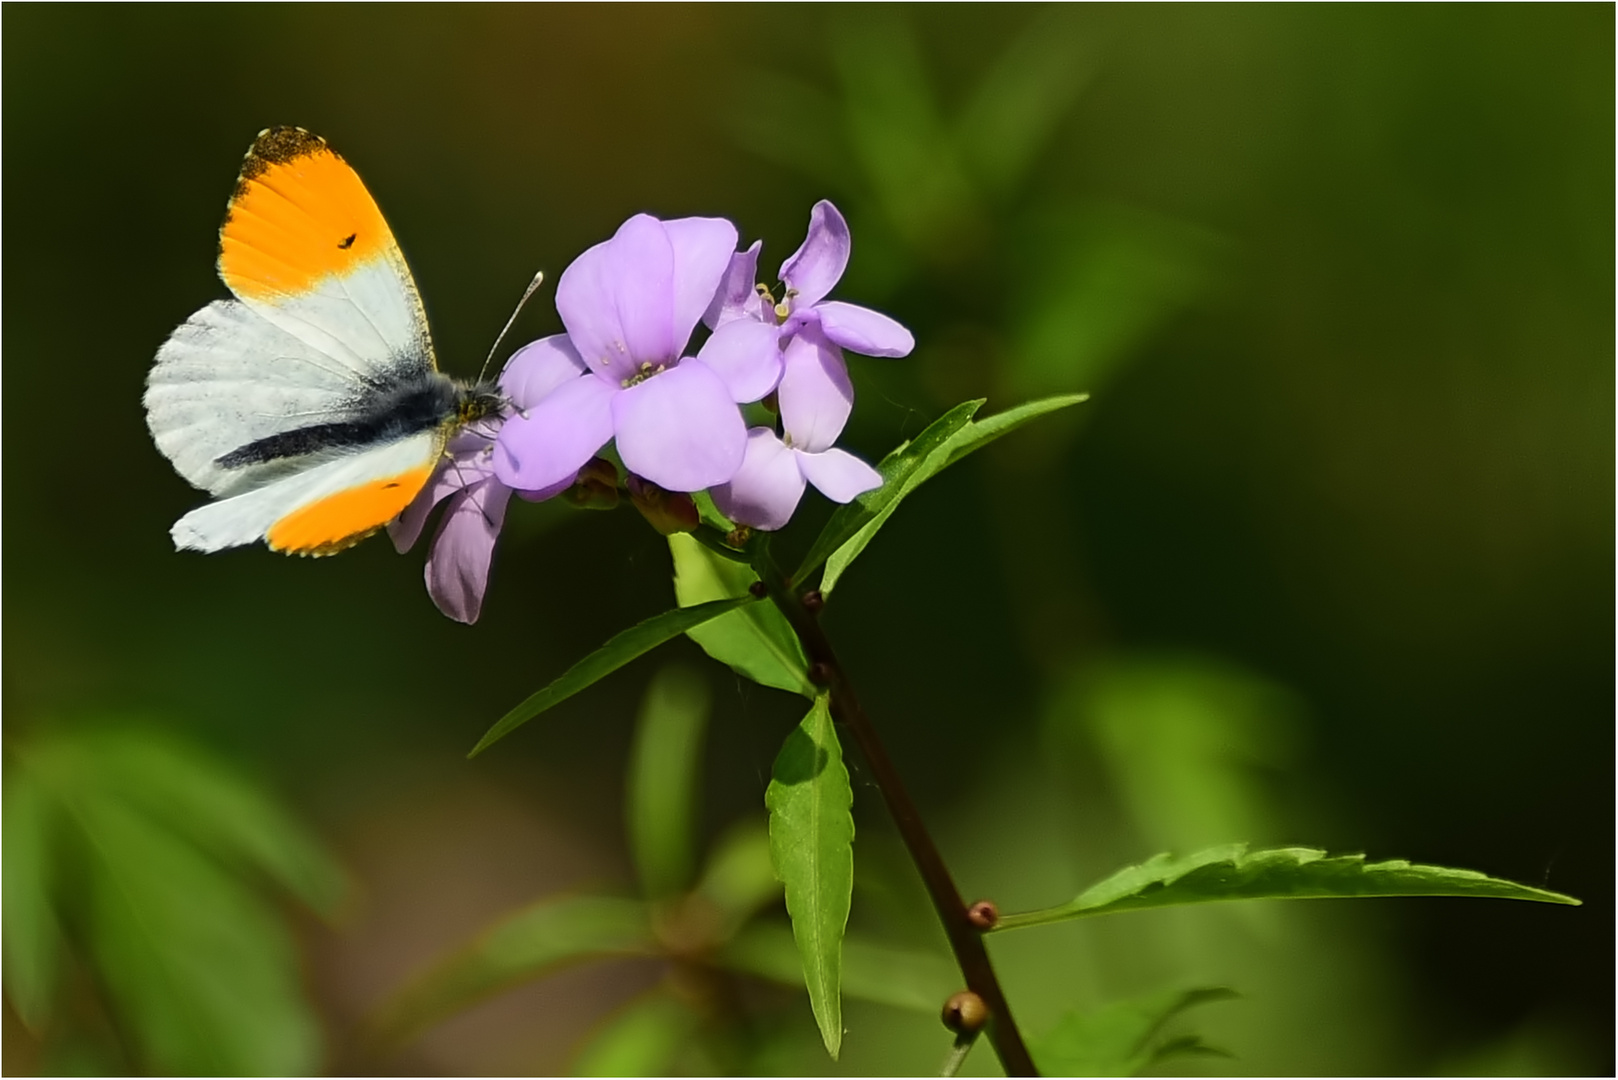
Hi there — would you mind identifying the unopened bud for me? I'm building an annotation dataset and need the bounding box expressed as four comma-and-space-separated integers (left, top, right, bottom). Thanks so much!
807, 662, 833, 687
627, 476, 699, 535
941, 990, 989, 1035
748, 581, 769, 599
967, 900, 999, 930
562, 457, 620, 510
801, 589, 824, 614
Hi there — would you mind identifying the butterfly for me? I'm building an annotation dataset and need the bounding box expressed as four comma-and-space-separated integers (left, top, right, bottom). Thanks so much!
145, 126, 503, 557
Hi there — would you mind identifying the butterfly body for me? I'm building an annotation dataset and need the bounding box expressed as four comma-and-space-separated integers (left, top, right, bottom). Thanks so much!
145, 127, 498, 556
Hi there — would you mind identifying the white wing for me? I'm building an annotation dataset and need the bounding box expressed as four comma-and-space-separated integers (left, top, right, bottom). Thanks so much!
145, 299, 373, 496
172, 430, 444, 555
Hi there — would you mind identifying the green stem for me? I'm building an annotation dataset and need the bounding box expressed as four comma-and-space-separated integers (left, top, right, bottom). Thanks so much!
750, 541, 1039, 1076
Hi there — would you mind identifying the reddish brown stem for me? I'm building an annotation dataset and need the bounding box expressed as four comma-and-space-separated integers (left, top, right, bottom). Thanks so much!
761, 558, 1038, 1076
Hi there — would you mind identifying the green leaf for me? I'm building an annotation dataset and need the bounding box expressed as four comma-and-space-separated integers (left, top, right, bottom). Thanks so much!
718, 923, 955, 1013
8, 726, 342, 1073
994, 844, 1582, 932
815, 394, 1088, 595
694, 821, 781, 935
669, 533, 813, 697
75, 792, 320, 1075
471, 597, 754, 756
627, 666, 710, 900
765, 696, 855, 1059
1031, 987, 1235, 1077
3, 770, 63, 1032
795, 399, 982, 585
955, 9, 1094, 199
371, 895, 655, 1046
68, 729, 346, 916
571, 991, 695, 1077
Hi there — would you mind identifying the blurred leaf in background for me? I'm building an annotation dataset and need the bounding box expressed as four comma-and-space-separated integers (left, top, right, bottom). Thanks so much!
4, 724, 345, 1076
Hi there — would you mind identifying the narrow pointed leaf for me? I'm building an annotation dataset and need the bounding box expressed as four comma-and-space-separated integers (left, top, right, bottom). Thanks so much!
955, 9, 1094, 197
669, 533, 813, 697
694, 822, 781, 935
627, 666, 710, 900
995, 844, 1581, 932
75, 793, 320, 1075
2, 772, 63, 1032
1032, 986, 1235, 1077
766, 696, 854, 1059
803, 394, 1088, 595
370, 895, 655, 1047
572, 991, 695, 1077
471, 598, 753, 756
794, 399, 983, 585
70, 729, 346, 916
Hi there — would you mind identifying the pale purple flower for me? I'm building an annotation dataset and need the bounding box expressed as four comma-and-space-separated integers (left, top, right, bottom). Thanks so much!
494, 215, 775, 496
390, 339, 583, 624
702, 201, 915, 479
711, 328, 883, 530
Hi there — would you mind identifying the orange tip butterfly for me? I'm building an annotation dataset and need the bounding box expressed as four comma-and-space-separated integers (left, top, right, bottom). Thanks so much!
145, 126, 503, 557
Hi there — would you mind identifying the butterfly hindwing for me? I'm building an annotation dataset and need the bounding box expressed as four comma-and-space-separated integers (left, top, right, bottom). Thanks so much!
171, 429, 446, 556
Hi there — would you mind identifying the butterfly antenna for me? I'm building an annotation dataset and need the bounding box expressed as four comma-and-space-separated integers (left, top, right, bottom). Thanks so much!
477, 269, 547, 385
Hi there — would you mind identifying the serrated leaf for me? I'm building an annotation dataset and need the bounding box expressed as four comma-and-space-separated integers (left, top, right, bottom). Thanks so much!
471, 597, 753, 756
75, 792, 320, 1075
627, 666, 710, 900
3, 771, 63, 1032
371, 895, 655, 1046
718, 922, 955, 1013
669, 533, 813, 697
794, 399, 983, 585
1032, 987, 1236, 1077
816, 394, 1088, 594
571, 991, 695, 1077
994, 844, 1581, 931
765, 696, 854, 1059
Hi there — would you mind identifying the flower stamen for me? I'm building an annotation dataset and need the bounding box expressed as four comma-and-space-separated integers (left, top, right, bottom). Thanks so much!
620, 360, 667, 389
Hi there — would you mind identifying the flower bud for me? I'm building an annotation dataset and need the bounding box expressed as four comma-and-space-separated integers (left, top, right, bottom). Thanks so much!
967, 900, 999, 930
941, 990, 989, 1035
627, 475, 700, 535
563, 457, 621, 510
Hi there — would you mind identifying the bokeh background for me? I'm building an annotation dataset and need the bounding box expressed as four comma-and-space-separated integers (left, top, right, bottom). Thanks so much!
4, 5, 1611, 1076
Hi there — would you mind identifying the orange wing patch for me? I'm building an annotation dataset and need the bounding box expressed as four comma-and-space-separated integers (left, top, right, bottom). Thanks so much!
219, 127, 397, 301
266, 464, 434, 556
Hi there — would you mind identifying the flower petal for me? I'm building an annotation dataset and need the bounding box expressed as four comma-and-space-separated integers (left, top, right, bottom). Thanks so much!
796, 447, 883, 504
556, 214, 676, 381
703, 240, 764, 329
777, 327, 854, 454
815, 301, 915, 358
494, 373, 616, 491
779, 200, 850, 308
390, 463, 462, 553
710, 428, 808, 531
500, 334, 589, 408
515, 471, 580, 503
663, 217, 741, 342
611, 361, 746, 492
695, 318, 784, 403
424, 479, 513, 625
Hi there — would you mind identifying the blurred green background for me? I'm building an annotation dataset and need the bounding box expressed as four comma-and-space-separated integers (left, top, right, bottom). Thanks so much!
4, 4, 1610, 1075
